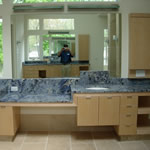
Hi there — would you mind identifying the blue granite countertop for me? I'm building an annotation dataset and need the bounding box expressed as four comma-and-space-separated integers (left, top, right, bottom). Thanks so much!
1, 71, 150, 103
71, 84, 150, 94
0, 93, 71, 103
22, 60, 89, 66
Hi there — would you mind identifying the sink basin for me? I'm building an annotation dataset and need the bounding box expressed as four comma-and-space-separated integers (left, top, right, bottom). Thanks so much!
86, 87, 109, 90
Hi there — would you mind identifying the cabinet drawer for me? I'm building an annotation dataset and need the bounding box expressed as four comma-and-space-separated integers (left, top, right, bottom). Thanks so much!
120, 113, 137, 125
121, 96, 138, 107
117, 124, 137, 135
120, 106, 138, 115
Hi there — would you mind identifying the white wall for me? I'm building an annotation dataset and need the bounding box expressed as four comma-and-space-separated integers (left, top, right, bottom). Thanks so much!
12, 15, 25, 78
0, 0, 13, 78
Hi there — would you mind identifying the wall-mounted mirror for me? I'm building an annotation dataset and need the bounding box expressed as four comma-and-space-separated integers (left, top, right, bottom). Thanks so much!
11, 13, 121, 78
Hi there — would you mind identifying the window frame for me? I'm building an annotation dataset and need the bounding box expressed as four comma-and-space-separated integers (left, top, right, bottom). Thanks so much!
25, 15, 75, 61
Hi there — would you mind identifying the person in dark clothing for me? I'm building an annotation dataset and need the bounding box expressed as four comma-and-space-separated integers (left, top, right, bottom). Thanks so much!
58, 44, 73, 77
58, 44, 73, 64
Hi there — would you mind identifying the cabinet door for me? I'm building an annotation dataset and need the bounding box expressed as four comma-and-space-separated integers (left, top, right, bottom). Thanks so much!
129, 14, 150, 69
71, 65, 80, 77
77, 95, 99, 126
99, 96, 120, 125
78, 35, 89, 61
0, 107, 20, 136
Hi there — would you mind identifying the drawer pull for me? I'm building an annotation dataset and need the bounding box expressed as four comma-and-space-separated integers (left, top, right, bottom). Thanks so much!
86, 96, 91, 99
126, 105, 133, 108
127, 96, 132, 99
125, 124, 132, 127
126, 114, 132, 117
107, 96, 112, 99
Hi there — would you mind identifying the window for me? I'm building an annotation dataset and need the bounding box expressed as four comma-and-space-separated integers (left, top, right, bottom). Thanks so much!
13, 0, 117, 3
28, 35, 40, 60
28, 19, 39, 30
0, 19, 3, 77
43, 19, 74, 30
43, 34, 75, 57
103, 29, 108, 71
26, 17, 75, 60
0, 0, 2, 4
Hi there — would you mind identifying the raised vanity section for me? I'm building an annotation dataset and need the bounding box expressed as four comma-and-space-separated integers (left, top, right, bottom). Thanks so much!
1, 71, 150, 138
22, 60, 89, 78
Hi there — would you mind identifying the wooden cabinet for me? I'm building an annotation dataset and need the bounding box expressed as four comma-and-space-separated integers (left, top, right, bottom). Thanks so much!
0, 107, 20, 136
78, 35, 89, 61
23, 64, 89, 78
99, 96, 120, 125
77, 95, 99, 126
129, 14, 150, 78
77, 94, 120, 126
115, 96, 138, 135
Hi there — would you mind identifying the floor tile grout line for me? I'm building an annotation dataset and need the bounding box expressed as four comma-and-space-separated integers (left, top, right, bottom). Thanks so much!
44, 133, 49, 150
69, 132, 73, 150
19, 131, 27, 150
141, 141, 149, 150
117, 141, 123, 150
91, 132, 98, 150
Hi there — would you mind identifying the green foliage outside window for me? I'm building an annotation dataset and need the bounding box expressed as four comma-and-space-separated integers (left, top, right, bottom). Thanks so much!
0, 0, 2, 4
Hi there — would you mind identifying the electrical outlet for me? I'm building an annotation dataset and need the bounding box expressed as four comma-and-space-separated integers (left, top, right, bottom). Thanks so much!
11, 86, 18, 92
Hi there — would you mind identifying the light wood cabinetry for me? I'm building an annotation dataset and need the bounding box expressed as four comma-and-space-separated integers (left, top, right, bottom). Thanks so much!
99, 96, 120, 125
23, 64, 89, 78
129, 13, 150, 78
115, 96, 138, 135
77, 95, 99, 126
76, 94, 120, 126
0, 107, 20, 136
78, 35, 89, 61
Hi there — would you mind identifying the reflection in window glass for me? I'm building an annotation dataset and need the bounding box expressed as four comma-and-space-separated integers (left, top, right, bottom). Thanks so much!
43, 39, 49, 57
28, 35, 40, 60
28, 19, 39, 30
44, 19, 74, 30
13, 0, 117, 3
0, 19, 3, 77
43, 34, 75, 57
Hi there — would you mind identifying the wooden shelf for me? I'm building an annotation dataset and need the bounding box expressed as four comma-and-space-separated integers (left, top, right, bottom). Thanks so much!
0, 102, 77, 107
138, 107, 150, 114
137, 127, 150, 135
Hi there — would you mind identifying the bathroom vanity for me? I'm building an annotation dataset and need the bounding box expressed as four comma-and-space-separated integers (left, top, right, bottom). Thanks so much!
0, 71, 150, 139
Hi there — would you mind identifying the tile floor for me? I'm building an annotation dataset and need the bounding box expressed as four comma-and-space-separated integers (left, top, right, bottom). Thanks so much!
0, 131, 149, 150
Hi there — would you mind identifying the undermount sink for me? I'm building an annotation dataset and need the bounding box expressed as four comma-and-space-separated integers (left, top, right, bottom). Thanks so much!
86, 87, 109, 90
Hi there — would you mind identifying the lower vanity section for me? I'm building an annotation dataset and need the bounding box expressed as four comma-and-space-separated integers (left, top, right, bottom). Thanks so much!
74, 93, 150, 136
0, 92, 150, 138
